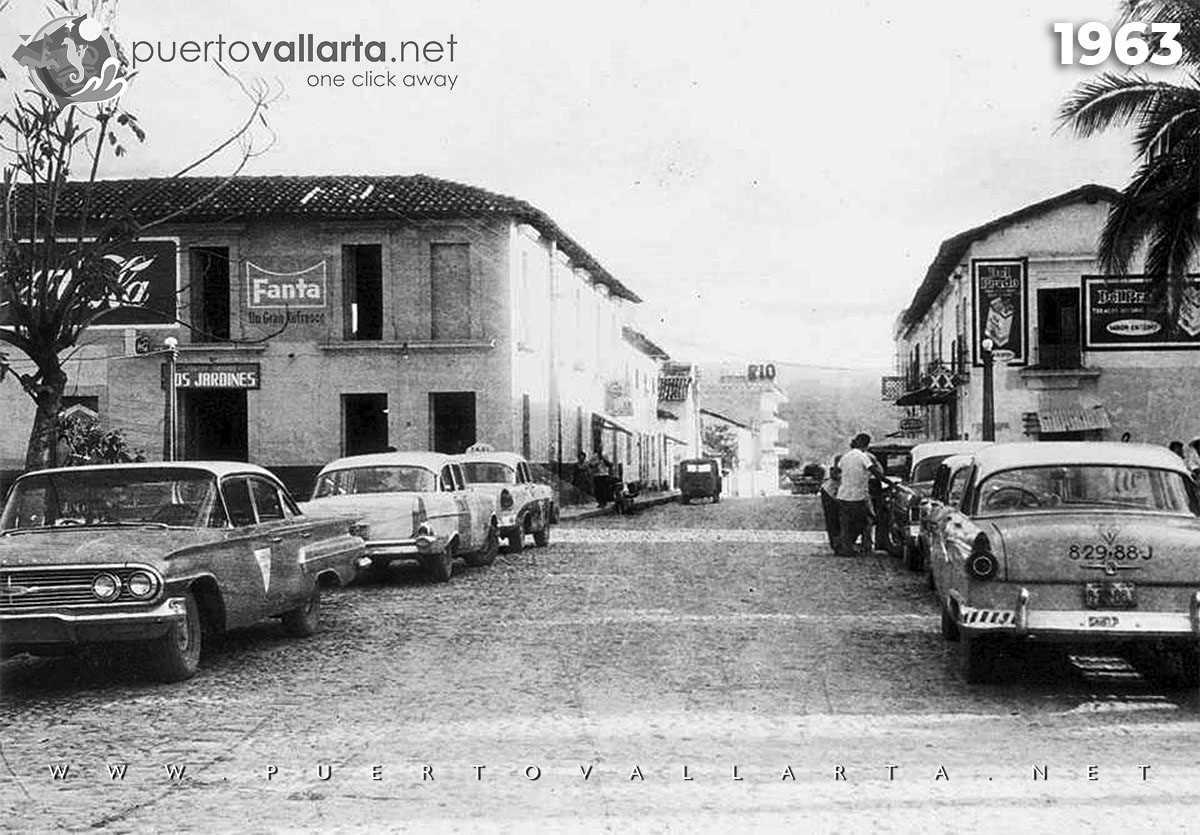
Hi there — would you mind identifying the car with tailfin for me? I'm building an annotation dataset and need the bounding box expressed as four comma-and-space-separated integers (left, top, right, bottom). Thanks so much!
927, 442, 1200, 684
0, 462, 365, 682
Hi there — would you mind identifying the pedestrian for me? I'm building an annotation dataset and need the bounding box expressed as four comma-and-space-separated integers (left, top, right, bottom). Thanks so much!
1187, 439, 1200, 472
573, 450, 593, 502
587, 448, 613, 508
819, 455, 843, 553
836, 433, 886, 557
1169, 440, 1185, 459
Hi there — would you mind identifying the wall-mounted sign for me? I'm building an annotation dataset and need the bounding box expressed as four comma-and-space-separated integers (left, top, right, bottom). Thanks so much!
972, 259, 1027, 366
1, 238, 179, 328
162, 363, 261, 390
246, 261, 327, 309
747, 363, 776, 381
899, 416, 925, 432
1083, 276, 1200, 350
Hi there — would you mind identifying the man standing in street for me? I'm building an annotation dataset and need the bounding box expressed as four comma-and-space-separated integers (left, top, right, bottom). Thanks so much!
836, 433, 886, 556
819, 455, 842, 553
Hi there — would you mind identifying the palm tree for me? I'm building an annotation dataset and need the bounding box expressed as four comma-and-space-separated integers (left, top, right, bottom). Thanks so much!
1059, 0, 1200, 327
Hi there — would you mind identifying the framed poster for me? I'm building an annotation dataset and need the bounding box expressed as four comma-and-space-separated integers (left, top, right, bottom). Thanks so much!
972, 258, 1028, 366
1083, 275, 1200, 350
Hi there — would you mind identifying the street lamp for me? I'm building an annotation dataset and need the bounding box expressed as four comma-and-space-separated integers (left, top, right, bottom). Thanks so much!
980, 337, 995, 442
163, 336, 179, 461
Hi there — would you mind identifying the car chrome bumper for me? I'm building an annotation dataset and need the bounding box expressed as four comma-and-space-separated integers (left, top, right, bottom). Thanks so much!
957, 589, 1200, 640
0, 596, 188, 646
365, 534, 442, 559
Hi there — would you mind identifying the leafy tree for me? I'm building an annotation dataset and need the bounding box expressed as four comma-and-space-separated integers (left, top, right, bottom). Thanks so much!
1059, 0, 1200, 324
57, 413, 144, 465
702, 422, 739, 470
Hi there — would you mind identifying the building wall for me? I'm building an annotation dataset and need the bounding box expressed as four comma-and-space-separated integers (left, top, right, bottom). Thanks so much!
896, 197, 1200, 447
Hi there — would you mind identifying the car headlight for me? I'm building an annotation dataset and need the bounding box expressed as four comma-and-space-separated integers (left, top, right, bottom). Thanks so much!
125, 571, 158, 600
91, 572, 122, 602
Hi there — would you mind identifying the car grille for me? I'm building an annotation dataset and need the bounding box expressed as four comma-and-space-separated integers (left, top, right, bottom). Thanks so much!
0, 565, 161, 613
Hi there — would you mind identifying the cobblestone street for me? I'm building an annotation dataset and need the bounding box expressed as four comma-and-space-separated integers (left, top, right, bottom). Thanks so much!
2, 496, 1198, 832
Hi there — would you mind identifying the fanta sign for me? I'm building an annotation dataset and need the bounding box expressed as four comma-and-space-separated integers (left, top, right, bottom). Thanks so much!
246, 261, 327, 309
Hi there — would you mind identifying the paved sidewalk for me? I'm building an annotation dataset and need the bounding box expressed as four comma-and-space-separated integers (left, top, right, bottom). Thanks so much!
557, 489, 679, 522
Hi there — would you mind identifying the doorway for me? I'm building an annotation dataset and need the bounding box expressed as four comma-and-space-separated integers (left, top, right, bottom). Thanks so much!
343, 393, 389, 456
430, 392, 476, 454
180, 389, 248, 461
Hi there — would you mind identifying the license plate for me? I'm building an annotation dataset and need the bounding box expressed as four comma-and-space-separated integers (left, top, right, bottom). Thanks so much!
1084, 582, 1137, 610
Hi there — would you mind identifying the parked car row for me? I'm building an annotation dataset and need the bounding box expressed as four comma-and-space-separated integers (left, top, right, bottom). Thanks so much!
0, 448, 557, 683
907, 442, 1200, 685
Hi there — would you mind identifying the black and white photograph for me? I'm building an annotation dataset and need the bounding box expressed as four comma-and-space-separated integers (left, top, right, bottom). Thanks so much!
1, 1, 1200, 831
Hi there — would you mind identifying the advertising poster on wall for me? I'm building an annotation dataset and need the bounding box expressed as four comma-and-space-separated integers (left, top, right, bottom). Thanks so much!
972, 258, 1027, 365
1083, 276, 1200, 349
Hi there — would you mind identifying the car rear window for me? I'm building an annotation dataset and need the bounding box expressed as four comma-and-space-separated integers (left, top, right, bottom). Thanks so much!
313, 466, 437, 497
976, 465, 1197, 515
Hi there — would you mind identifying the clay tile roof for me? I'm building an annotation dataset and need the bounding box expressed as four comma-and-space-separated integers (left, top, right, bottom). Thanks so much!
13, 173, 640, 302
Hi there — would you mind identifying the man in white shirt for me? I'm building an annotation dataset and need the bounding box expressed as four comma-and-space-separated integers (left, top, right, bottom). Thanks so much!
836, 433, 885, 556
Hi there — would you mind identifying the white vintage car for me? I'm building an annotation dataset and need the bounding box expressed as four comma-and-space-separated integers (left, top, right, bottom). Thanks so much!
454, 448, 555, 552
927, 442, 1200, 684
301, 452, 499, 583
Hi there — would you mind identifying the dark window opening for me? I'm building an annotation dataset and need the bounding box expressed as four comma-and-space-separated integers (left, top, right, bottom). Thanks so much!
431, 243, 471, 340
223, 478, 256, 526
180, 389, 248, 462
250, 478, 286, 521
343, 245, 383, 341
343, 393, 389, 456
430, 392, 476, 454
1037, 287, 1081, 369
189, 247, 230, 342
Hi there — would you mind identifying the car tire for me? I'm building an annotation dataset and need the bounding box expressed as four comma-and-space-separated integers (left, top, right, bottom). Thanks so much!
713, 494, 720, 504
148, 590, 202, 683
940, 603, 960, 642
282, 585, 321, 638
960, 634, 998, 683
506, 526, 524, 554
533, 523, 550, 547
682, 496, 690, 505
885, 521, 905, 558
465, 522, 499, 567
425, 543, 455, 583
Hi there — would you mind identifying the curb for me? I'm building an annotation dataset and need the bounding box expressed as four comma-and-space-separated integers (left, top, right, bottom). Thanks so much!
559, 491, 679, 523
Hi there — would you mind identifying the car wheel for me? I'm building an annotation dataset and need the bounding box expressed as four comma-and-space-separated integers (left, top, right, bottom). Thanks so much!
940, 603, 960, 642
960, 634, 998, 683
281, 585, 321, 638
681, 496, 690, 505
713, 493, 720, 504
533, 523, 550, 547
465, 522, 499, 567
148, 590, 202, 682
425, 543, 455, 583
506, 526, 524, 554
885, 521, 904, 558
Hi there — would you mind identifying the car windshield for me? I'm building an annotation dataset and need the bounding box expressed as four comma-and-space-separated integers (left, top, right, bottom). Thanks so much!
912, 455, 953, 483
313, 466, 437, 497
459, 462, 517, 484
0, 467, 224, 529
976, 465, 1196, 515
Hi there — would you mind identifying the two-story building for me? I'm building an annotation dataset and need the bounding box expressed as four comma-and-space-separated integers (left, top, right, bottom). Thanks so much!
889, 183, 1200, 446
0, 173, 665, 498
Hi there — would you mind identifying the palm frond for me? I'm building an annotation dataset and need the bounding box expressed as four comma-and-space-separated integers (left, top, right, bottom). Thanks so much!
1117, 1, 1200, 70
1058, 73, 1177, 137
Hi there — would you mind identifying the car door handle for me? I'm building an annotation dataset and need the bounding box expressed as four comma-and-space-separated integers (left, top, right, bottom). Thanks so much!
268, 536, 284, 543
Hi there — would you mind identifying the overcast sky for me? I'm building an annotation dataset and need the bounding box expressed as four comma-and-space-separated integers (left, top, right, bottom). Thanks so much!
2, 1, 1147, 370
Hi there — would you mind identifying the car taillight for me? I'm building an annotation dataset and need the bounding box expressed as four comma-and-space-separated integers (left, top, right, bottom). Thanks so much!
500, 489, 514, 510
967, 532, 998, 580
412, 498, 427, 536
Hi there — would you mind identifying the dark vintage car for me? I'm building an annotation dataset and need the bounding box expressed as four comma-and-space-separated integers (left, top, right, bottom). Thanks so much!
926, 442, 1200, 684
0, 462, 366, 682
679, 457, 722, 504
866, 440, 919, 551
879, 441, 992, 569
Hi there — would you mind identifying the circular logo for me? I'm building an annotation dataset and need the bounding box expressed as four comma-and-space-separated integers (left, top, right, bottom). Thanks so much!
13, 15, 127, 107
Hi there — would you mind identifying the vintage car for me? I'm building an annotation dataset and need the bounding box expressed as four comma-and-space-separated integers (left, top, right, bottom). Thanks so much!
0, 462, 366, 682
866, 439, 919, 550
880, 441, 992, 570
926, 442, 1200, 684
302, 451, 500, 582
679, 457, 723, 504
453, 447, 555, 552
